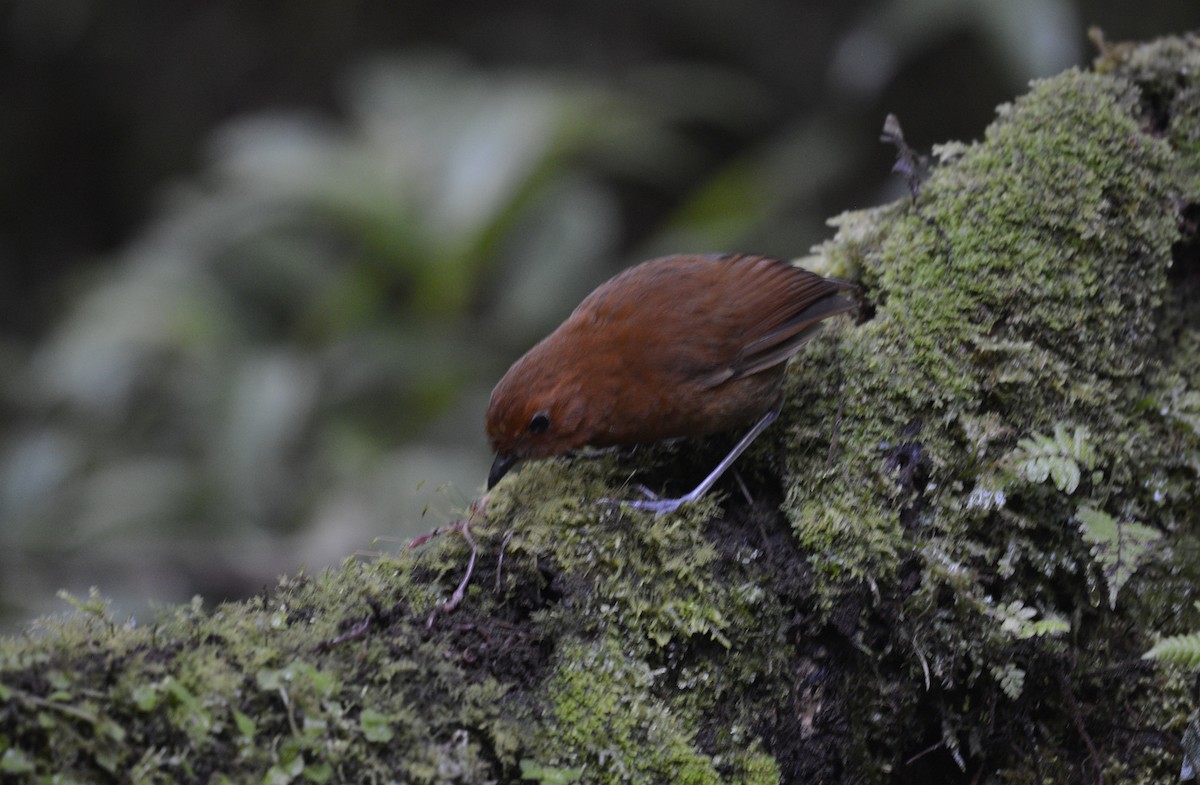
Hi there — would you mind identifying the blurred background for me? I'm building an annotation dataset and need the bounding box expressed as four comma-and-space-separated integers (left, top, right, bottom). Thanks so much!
1, 0, 1195, 631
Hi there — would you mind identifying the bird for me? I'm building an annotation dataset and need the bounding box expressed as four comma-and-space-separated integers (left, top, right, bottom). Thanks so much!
485, 252, 857, 513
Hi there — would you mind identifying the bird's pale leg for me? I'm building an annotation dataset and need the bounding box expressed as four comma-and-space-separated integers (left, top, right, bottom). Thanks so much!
617, 400, 782, 515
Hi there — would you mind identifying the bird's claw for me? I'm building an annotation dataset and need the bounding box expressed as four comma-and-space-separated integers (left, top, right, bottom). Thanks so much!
623, 496, 688, 515
598, 482, 660, 508
597, 491, 692, 516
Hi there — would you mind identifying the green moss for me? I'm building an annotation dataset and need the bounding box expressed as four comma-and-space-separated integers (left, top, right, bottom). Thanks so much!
535, 637, 720, 784
0, 557, 533, 783
788, 65, 1177, 576
778, 48, 1196, 784
481, 450, 796, 781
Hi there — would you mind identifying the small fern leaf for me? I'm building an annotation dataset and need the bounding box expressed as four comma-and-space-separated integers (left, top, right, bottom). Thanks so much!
1054, 424, 1096, 470
1163, 386, 1200, 438
1049, 459, 1081, 495
1142, 633, 1200, 668
1011, 425, 1094, 494
1077, 505, 1161, 609
1023, 455, 1050, 485
991, 663, 1026, 700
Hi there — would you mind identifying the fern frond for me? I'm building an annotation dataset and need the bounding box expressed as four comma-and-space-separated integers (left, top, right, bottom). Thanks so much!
991, 599, 1070, 640
1010, 424, 1095, 494
1142, 633, 1200, 668
991, 663, 1026, 700
1162, 386, 1200, 438
1076, 505, 1161, 609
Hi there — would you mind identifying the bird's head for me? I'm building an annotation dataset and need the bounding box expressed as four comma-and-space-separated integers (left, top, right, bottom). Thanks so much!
485, 346, 592, 489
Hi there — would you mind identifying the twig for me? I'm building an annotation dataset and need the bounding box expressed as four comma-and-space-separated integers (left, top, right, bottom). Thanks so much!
405, 499, 487, 627
904, 740, 945, 766
426, 518, 476, 627
732, 469, 754, 505
314, 612, 375, 652
495, 528, 515, 592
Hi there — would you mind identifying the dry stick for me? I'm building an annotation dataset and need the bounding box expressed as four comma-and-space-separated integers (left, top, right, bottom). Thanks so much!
399, 499, 487, 627
732, 469, 754, 506
903, 740, 945, 767
315, 501, 488, 648
495, 528, 515, 592
315, 612, 375, 652
425, 515, 478, 627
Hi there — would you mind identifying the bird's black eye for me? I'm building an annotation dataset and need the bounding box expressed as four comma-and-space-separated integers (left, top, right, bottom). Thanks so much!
528, 411, 550, 434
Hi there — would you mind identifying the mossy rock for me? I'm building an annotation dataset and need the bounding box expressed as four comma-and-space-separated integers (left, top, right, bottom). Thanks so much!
3, 32, 1200, 785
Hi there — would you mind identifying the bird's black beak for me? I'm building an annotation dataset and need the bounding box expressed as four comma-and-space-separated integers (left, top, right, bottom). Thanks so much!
488, 453, 520, 489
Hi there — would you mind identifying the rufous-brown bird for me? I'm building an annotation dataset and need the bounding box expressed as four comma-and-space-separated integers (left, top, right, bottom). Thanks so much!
486, 252, 857, 513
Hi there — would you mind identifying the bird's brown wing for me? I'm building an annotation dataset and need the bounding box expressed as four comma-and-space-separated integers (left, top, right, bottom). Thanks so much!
730, 290, 857, 377
696, 254, 857, 388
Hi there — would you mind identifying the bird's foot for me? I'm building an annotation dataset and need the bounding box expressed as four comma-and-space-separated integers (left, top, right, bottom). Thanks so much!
622, 495, 690, 515
599, 488, 697, 516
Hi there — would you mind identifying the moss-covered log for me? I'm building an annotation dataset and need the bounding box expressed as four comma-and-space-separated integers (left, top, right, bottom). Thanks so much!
3, 32, 1200, 785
